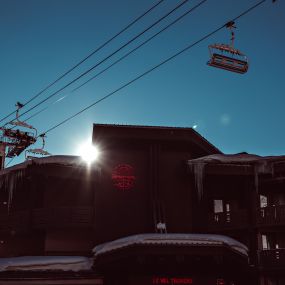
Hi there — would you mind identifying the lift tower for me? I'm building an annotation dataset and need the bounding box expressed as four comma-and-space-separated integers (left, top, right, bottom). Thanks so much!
0, 128, 37, 169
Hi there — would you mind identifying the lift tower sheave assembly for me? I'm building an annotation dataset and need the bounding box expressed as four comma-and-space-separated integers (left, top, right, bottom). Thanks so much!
0, 102, 38, 169
0, 128, 37, 168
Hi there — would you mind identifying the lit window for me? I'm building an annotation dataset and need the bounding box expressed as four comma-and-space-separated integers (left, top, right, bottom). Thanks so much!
214, 200, 223, 213
260, 195, 268, 208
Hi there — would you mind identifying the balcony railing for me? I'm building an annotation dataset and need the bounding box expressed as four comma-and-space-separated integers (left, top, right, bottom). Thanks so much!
0, 207, 94, 232
32, 207, 94, 229
260, 249, 285, 269
257, 205, 285, 226
208, 210, 248, 230
0, 211, 30, 233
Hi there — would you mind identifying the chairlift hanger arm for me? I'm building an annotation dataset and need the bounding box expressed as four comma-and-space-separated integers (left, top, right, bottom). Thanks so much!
8, 102, 38, 136
25, 133, 51, 160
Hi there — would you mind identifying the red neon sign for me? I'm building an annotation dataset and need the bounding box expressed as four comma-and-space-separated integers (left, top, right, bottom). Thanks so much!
152, 277, 193, 284
112, 164, 135, 190
216, 279, 225, 285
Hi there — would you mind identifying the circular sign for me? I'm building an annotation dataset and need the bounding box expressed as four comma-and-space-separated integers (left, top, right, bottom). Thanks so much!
112, 164, 135, 191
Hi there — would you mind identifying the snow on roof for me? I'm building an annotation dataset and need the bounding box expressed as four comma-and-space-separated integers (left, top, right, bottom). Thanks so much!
0, 256, 93, 272
188, 153, 285, 165
93, 233, 248, 257
0, 155, 95, 176
187, 153, 285, 199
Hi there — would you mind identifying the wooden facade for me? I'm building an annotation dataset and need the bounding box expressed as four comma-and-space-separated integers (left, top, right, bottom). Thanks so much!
0, 124, 285, 285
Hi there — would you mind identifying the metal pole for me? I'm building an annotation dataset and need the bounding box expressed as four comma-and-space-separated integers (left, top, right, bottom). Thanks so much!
0, 142, 6, 169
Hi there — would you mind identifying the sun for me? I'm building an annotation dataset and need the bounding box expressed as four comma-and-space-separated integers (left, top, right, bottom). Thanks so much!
77, 141, 99, 164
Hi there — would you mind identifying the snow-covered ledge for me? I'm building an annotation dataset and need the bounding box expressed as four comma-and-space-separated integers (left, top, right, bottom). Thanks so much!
188, 153, 285, 199
0, 256, 93, 272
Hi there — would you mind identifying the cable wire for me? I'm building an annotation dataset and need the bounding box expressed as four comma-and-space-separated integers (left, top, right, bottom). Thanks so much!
13, 95, 68, 127
41, 0, 267, 136
4, 0, 189, 126
18, 0, 208, 124
0, 0, 165, 124
2, 0, 189, 130
73, 0, 208, 92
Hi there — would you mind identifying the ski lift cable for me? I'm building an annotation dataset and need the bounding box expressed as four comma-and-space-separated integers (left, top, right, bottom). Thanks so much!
8, 94, 69, 131
1, 0, 189, 128
15, 0, 208, 124
40, 0, 268, 137
72, 0, 208, 92
0, 0, 165, 124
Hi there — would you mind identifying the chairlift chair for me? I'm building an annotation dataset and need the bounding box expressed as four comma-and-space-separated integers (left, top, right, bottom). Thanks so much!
208, 44, 249, 74
25, 134, 51, 160
9, 102, 37, 138
2, 102, 38, 157
207, 21, 249, 74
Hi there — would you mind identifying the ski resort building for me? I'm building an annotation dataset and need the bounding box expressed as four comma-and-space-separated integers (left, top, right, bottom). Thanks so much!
0, 124, 285, 285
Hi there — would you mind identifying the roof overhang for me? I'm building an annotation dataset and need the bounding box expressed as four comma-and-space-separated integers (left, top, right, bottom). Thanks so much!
93, 234, 249, 274
187, 153, 285, 176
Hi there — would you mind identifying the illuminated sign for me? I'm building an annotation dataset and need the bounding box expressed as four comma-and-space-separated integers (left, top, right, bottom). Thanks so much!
112, 164, 135, 190
216, 279, 225, 285
152, 277, 193, 284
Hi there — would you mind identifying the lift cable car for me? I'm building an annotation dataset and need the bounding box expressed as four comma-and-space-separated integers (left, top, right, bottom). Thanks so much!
9, 102, 37, 136
1, 102, 38, 158
207, 21, 249, 74
25, 133, 51, 160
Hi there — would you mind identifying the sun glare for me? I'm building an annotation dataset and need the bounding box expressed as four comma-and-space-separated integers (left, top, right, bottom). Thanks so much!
78, 141, 99, 164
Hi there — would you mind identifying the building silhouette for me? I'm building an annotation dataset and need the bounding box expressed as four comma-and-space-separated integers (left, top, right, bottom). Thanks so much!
0, 124, 284, 285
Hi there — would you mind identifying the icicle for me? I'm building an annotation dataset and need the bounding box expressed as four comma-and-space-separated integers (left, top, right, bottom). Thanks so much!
0, 175, 4, 190
7, 173, 15, 213
189, 162, 205, 200
3, 169, 25, 213
254, 165, 259, 194
254, 159, 275, 193
256, 159, 274, 175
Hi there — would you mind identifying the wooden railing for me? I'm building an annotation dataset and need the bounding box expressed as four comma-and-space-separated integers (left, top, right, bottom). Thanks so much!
208, 210, 248, 230
257, 205, 285, 226
259, 249, 285, 269
32, 207, 94, 229
0, 211, 30, 233
0, 207, 94, 232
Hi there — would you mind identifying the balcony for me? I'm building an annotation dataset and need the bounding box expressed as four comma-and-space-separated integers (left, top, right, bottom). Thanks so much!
208, 210, 248, 230
0, 211, 30, 233
260, 249, 285, 269
257, 205, 285, 226
0, 207, 94, 233
32, 207, 94, 229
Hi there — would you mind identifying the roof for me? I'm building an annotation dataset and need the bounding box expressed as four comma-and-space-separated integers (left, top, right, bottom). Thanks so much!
93, 124, 222, 156
0, 155, 96, 177
93, 233, 248, 257
187, 153, 285, 176
188, 153, 285, 165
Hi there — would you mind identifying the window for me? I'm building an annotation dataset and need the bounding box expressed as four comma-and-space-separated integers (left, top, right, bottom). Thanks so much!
260, 195, 268, 208
214, 200, 223, 213
262, 234, 269, 250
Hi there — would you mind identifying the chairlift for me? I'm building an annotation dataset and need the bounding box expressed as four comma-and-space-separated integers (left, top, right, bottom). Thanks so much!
4, 129, 37, 157
207, 21, 249, 74
9, 102, 37, 137
1, 102, 38, 157
25, 134, 51, 160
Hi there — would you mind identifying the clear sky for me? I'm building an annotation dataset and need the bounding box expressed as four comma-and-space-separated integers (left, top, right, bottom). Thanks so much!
0, 0, 284, 166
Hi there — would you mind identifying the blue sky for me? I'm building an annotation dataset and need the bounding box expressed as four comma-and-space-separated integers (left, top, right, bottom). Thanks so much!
0, 0, 284, 166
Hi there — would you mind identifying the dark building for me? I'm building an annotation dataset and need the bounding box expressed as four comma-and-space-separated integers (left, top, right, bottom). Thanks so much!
0, 124, 284, 285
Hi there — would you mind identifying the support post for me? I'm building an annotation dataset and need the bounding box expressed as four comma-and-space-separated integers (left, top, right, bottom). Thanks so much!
0, 142, 6, 170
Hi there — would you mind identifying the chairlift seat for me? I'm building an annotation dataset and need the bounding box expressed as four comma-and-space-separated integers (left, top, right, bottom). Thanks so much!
208, 53, 248, 74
